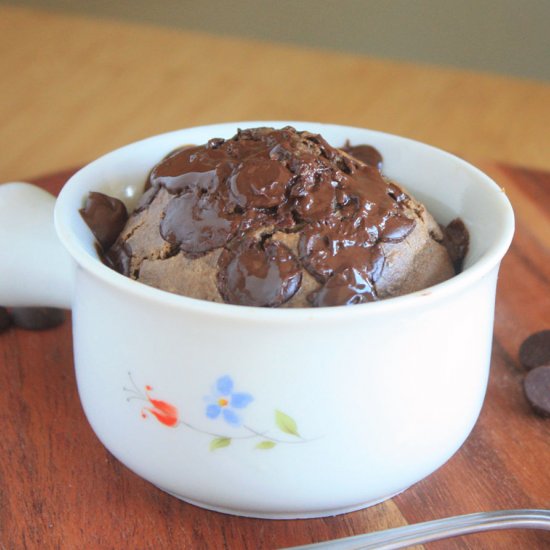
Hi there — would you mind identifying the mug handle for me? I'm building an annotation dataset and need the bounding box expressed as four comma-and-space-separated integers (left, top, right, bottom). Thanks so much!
0, 182, 73, 308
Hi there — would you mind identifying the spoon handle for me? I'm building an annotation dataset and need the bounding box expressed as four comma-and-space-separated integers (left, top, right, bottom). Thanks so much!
284, 509, 550, 550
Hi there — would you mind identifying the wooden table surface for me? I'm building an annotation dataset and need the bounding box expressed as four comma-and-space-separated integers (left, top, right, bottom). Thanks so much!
1, 5, 549, 549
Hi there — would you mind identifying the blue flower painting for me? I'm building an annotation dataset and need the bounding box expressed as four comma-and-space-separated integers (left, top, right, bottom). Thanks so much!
205, 375, 254, 427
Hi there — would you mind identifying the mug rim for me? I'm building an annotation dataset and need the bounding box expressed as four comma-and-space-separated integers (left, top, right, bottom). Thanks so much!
54, 120, 515, 321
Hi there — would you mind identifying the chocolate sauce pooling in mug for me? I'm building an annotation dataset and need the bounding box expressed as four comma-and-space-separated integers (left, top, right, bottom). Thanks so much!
81, 127, 467, 307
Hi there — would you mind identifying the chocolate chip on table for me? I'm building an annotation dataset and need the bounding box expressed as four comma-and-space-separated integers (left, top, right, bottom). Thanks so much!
519, 330, 550, 370
0, 307, 11, 333
523, 366, 550, 417
10, 307, 65, 330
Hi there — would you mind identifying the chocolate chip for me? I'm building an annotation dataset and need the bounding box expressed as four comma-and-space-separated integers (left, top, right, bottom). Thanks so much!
160, 190, 236, 256
442, 218, 470, 273
10, 308, 65, 330
379, 213, 416, 243
309, 266, 378, 307
341, 142, 383, 171
0, 307, 11, 333
519, 330, 550, 370
105, 241, 133, 277
80, 192, 128, 250
229, 158, 291, 208
523, 366, 550, 417
217, 238, 302, 307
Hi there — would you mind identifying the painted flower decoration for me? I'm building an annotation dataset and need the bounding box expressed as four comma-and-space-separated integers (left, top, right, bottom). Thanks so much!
141, 385, 179, 427
125, 372, 310, 451
205, 375, 253, 427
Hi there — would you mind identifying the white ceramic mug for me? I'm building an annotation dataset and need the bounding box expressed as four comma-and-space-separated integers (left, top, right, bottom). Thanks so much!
0, 122, 514, 518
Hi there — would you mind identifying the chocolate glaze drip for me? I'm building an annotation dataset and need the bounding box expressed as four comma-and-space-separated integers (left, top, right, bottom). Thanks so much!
81, 127, 468, 307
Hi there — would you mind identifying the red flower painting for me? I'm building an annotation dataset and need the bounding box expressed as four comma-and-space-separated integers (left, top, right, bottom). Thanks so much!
141, 385, 179, 427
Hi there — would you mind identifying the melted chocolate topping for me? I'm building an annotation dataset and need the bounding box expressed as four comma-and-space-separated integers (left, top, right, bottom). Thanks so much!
82, 127, 466, 307
148, 127, 414, 306
218, 238, 302, 307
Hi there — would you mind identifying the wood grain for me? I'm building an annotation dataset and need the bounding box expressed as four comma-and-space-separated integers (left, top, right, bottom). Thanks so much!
0, 164, 548, 549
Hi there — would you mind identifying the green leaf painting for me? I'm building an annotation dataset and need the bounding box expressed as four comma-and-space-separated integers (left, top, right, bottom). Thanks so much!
210, 437, 231, 451
256, 440, 277, 450
275, 410, 300, 437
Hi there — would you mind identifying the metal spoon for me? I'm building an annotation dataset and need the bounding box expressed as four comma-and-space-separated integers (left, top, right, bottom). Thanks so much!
283, 509, 550, 549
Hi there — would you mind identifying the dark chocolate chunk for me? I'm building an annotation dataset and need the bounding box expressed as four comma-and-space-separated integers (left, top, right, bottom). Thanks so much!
519, 330, 550, 370
160, 189, 236, 256
0, 307, 11, 333
299, 218, 385, 284
229, 158, 291, 208
309, 266, 378, 307
341, 142, 383, 171
443, 218, 469, 273
523, 366, 550, 417
104, 241, 133, 277
290, 169, 336, 222
379, 213, 416, 243
10, 307, 65, 330
217, 238, 302, 307
80, 192, 128, 250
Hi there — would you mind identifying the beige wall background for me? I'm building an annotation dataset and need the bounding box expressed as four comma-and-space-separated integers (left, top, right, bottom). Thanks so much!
3, 0, 549, 81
